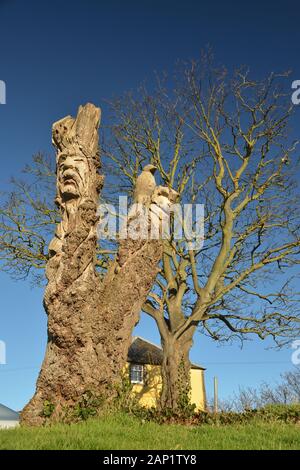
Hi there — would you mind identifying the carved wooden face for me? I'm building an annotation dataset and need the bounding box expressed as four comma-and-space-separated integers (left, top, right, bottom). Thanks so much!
57, 153, 90, 200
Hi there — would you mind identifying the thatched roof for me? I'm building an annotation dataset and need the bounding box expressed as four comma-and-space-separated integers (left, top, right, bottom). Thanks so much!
127, 337, 205, 370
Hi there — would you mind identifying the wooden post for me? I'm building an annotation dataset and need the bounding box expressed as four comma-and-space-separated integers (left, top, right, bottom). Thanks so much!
214, 376, 218, 414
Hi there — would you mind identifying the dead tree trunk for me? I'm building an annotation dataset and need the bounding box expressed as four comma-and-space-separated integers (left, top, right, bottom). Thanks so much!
21, 103, 162, 425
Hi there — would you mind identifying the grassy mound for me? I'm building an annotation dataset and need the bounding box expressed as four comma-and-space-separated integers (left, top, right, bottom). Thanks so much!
0, 411, 299, 450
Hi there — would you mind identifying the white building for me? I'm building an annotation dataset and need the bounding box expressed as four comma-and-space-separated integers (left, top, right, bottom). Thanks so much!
0, 403, 19, 429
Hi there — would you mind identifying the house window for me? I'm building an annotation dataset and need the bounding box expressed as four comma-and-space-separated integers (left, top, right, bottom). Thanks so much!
130, 364, 144, 384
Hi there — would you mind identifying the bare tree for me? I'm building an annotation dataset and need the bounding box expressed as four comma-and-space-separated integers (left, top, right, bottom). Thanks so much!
233, 367, 300, 410
0, 153, 56, 284
281, 367, 300, 400
105, 58, 300, 410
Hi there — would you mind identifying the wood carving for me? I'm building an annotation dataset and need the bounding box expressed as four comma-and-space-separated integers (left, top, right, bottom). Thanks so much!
21, 104, 172, 425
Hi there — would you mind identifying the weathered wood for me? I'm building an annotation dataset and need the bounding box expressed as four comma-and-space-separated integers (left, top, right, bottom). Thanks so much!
21, 104, 163, 425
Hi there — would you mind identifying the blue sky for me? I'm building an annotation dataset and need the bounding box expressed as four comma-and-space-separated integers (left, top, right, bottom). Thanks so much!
0, 0, 299, 411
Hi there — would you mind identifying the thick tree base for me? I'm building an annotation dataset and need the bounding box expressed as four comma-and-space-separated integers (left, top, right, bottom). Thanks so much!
21, 239, 162, 426
159, 332, 194, 412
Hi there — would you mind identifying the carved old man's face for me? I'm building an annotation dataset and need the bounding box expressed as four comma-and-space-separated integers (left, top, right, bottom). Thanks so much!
57, 153, 89, 200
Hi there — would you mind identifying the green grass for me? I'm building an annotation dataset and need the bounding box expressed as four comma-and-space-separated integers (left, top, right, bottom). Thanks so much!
0, 413, 299, 450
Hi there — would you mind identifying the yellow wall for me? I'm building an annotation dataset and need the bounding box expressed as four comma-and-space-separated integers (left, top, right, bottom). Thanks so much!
127, 362, 206, 411
190, 368, 206, 411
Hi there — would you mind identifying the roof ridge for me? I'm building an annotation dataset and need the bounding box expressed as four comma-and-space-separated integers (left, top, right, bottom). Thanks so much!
132, 335, 162, 350
131, 336, 205, 369
0, 403, 19, 420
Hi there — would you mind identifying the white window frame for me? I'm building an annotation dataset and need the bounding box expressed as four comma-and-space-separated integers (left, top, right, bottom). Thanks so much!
130, 364, 144, 384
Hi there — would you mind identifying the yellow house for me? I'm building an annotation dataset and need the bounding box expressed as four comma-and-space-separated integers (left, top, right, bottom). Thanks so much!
126, 336, 206, 411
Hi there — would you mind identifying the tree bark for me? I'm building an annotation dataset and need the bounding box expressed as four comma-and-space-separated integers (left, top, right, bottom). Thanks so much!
160, 328, 195, 410
21, 103, 163, 425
